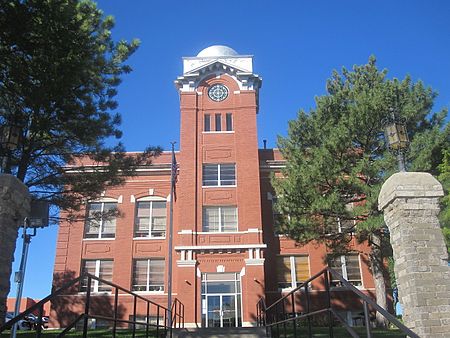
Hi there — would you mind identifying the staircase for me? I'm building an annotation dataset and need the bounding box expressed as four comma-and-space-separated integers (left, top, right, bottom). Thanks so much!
172, 327, 267, 338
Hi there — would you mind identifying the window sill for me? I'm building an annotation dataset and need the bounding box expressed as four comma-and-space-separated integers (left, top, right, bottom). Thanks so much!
278, 285, 312, 292
133, 237, 166, 240
202, 185, 237, 188
132, 291, 165, 295
202, 131, 235, 134
197, 231, 239, 234
330, 285, 364, 290
82, 238, 115, 241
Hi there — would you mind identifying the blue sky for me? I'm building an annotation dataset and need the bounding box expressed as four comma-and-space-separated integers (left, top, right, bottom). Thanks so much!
10, 0, 450, 300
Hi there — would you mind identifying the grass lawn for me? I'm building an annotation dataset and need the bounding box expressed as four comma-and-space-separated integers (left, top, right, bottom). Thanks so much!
1, 326, 407, 337
0, 328, 164, 337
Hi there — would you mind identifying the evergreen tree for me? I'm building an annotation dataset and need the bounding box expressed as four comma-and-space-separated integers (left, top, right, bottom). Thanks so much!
273, 56, 449, 327
438, 150, 450, 256
0, 0, 160, 212
0, 0, 160, 324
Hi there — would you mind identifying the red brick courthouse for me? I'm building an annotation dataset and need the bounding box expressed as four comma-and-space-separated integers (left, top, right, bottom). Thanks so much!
52, 46, 377, 328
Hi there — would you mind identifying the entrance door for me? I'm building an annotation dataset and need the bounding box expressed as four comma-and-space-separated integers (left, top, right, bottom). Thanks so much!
206, 295, 236, 327
202, 272, 242, 328
207, 295, 236, 327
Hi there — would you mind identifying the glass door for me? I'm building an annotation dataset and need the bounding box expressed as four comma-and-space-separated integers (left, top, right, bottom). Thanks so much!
202, 273, 242, 328
207, 296, 221, 327
221, 295, 236, 327
206, 295, 236, 327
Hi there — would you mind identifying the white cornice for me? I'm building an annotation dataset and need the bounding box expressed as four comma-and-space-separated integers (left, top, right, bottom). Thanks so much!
174, 60, 262, 94
174, 244, 267, 251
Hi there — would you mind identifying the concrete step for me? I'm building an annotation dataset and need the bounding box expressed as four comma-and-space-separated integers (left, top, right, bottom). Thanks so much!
172, 327, 267, 338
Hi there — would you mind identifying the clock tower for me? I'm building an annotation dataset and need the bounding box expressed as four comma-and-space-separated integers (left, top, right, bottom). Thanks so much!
174, 45, 264, 327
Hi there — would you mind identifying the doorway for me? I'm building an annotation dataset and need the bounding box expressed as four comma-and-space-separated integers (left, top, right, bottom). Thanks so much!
201, 272, 242, 327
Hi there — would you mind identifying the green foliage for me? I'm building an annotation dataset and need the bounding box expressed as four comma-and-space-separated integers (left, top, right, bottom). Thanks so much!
273, 56, 449, 251
438, 150, 450, 256
0, 0, 161, 215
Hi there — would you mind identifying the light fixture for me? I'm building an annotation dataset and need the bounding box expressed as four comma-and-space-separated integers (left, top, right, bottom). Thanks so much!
0, 124, 21, 150
382, 108, 409, 172
0, 124, 21, 174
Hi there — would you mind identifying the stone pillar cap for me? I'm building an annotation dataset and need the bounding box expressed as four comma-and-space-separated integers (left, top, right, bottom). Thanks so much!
378, 172, 444, 211
0, 173, 29, 196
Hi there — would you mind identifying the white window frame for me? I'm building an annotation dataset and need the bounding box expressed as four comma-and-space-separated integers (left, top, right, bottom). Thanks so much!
134, 196, 167, 239
329, 254, 363, 288
202, 206, 238, 232
202, 163, 236, 187
336, 203, 355, 234
80, 259, 113, 293
132, 258, 165, 293
277, 255, 310, 290
84, 199, 117, 239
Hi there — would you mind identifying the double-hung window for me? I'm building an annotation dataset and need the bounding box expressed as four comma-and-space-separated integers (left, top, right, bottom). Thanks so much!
328, 254, 362, 287
202, 163, 236, 186
276, 255, 310, 289
336, 203, 355, 234
203, 206, 238, 232
132, 259, 165, 292
80, 259, 113, 292
84, 202, 117, 239
134, 200, 167, 238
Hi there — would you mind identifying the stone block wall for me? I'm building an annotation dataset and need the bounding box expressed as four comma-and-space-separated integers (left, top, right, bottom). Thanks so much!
379, 172, 450, 337
0, 174, 30, 325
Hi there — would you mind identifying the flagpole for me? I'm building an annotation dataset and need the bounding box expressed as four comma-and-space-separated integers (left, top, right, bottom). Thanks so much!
167, 141, 176, 329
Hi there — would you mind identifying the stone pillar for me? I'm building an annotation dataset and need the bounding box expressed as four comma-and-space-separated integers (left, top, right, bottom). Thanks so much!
379, 172, 450, 338
0, 174, 30, 325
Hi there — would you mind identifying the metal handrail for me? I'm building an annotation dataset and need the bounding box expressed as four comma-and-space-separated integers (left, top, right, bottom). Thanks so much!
257, 266, 419, 338
1, 272, 185, 337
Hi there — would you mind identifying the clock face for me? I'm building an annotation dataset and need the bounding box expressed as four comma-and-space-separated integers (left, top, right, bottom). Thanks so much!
208, 84, 228, 102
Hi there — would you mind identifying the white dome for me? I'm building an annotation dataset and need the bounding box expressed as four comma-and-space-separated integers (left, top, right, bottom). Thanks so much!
197, 45, 238, 57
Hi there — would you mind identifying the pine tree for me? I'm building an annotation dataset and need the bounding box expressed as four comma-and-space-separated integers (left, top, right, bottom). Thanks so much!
0, 0, 161, 213
0, 0, 160, 324
438, 150, 450, 256
273, 56, 449, 327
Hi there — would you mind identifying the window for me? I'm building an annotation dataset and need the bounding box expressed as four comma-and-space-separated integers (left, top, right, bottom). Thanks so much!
215, 113, 221, 131
328, 254, 362, 287
134, 200, 167, 238
132, 259, 165, 292
203, 206, 238, 232
271, 197, 283, 231
276, 256, 310, 289
204, 114, 211, 132
84, 202, 117, 239
203, 164, 236, 186
80, 259, 113, 292
336, 203, 355, 234
204, 113, 233, 133
226, 113, 233, 131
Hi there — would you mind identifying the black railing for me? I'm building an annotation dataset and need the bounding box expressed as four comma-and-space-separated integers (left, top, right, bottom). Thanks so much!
0, 273, 184, 337
257, 267, 419, 338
